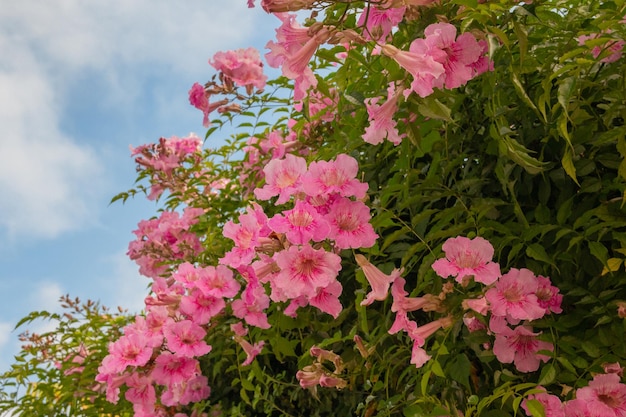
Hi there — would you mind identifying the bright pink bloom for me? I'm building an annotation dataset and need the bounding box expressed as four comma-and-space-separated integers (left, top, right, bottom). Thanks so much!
210, 48, 267, 91
179, 289, 225, 325
432, 236, 501, 285
535, 275, 563, 314
357, 5, 406, 42
325, 198, 378, 249
221, 207, 269, 268
268, 199, 330, 244
231, 274, 271, 329
234, 335, 265, 366
522, 391, 565, 417
302, 154, 368, 199
273, 244, 342, 298
413, 23, 483, 90
391, 277, 442, 313
363, 83, 404, 146
151, 352, 199, 386
309, 279, 343, 318
380, 43, 445, 98
163, 320, 212, 357
485, 268, 546, 321
492, 325, 552, 372
179, 375, 211, 405
563, 399, 590, 417
125, 373, 157, 410
575, 373, 626, 417
195, 265, 240, 298
103, 334, 153, 373
254, 154, 308, 204
188, 83, 228, 127
356, 254, 403, 306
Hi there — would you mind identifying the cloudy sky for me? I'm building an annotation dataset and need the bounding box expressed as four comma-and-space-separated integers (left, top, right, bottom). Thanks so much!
0, 1, 277, 372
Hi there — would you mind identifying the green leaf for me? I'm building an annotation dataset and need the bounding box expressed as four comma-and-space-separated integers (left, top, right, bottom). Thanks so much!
417, 97, 452, 122
588, 241, 609, 266
526, 243, 555, 266
525, 399, 546, 417
537, 363, 557, 386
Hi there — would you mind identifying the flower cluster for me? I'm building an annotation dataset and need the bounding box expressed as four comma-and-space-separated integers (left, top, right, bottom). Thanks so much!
130, 135, 203, 200
222, 153, 376, 320
127, 208, 205, 279
434, 236, 562, 373
522, 368, 626, 417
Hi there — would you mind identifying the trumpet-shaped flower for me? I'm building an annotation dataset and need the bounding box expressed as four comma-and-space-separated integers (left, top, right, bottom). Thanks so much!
575, 373, 626, 417
485, 268, 545, 321
432, 236, 501, 285
380, 43, 445, 98
163, 320, 212, 357
492, 325, 552, 372
273, 244, 342, 299
324, 198, 378, 249
363, 83, 404, 146
302, 154, 368, 199
268, 199, 330, 244
254, 154, 307, 204
356, 254, 403, 306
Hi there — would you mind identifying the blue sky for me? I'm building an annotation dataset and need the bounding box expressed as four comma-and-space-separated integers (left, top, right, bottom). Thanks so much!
0, 1, 278, 372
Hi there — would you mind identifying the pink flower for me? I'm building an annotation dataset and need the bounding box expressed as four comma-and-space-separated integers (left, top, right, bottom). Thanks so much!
492, 325, 552, 372
414, 23, 483, 90
254, 154, 308, 204
125, 373, 156, 410
363, 83, 404, 146
356, 254, 403, 306
234, 335, 265, 366
302, 154, 368, 199
357, 5, 406, 42
391, 277, 442, 313
179, 375, 211, 405
578, 33, 625, 63
411, 342, 432, 368
210, 48, 267, 92
485, 268, 545, 321
231, 273, 271, 329
324, 198, 378, 249
535, 275, 563, 314
195, 265, 240, 298
309, 279, 343, 318
462, 296, 490, 315
522, 391, 565, 417
103, 334, 153, 373
188, 83, 228, 127
179, 289, 225, 325
575, 373, 626, 417
151, 352, 199, 386
268, 199, 330, 244
163, 320, 212, 357
380, 43, 445, 98
273, 244, 342, 299
221, 207, 269, 268
432, 236, 501, 285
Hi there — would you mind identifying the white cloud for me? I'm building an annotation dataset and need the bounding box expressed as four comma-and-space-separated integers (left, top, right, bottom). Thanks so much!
97, 251, 149, 315
0, 1, 267, 242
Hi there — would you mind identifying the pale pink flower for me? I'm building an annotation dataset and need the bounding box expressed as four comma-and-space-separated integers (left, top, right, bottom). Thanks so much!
363, 83, 404, 146
411, 342, 432, 368
273, 244, 342, 298
309, 279, 343, 318
234, 335, 265, 366
432, 236, 501, 285
302, 154, 368, 199
492, 325, 552, 372
408, 316, 453, 347
151, 352, 199, 386
485, 268, 545, 321
221, 207, 269, 268
254, 154, 307, 204
268, 199, 330, 244
522, 391, 565, 417
356, 254, 403, 306
604, 362, 625, 377
296, 363, 324, 389
463, 313, 487, 333
163, 320, 212, 357
325, 198, 378, 249
563, 399, 589, 417
462, 296, 490, 315
231, 321, 248, 337
575, 373, 626, 417
380, 43, 445, 98
188, 83, 228, 127
535, 275, 562, 314
357, 5, 406, 42
210, 48, 267, 91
